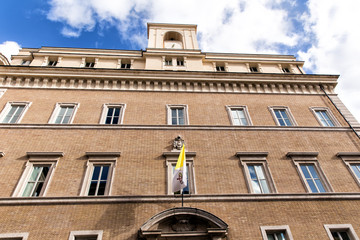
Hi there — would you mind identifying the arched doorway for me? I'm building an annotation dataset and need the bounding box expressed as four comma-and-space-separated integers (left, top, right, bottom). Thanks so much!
138, 207, 228, 240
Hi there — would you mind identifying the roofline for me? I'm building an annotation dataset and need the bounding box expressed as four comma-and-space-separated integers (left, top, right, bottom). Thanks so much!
147, 22, 197, 38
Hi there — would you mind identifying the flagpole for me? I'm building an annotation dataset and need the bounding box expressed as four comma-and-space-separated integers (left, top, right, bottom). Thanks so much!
181, 189, 184, 207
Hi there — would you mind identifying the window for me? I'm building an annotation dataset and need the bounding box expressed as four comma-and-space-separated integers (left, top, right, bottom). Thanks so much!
0, 233, 29, 240
282, 67, 290, 73
68, 230, 103, 240
163, 151, 196, 195
80, 152, 120, 196
164, 58, 172, 66
269, 106, 296, 126
310, 107, 339, 127
226, 106, 252, 126
260, 226, 294, 240
99, 104, 126, 124
121, 63, 131, 69
0, 102, 31, 123
48, 60, 58, 66
324, 224, 359, 240
177, 58, 184, 66
48, 103, 79, 124
236, 152, 276, 194
299, 164, 326, 193
21, 60, 31, 66
216, 66, 225, 72
166, 104, 189, 125
337, 152, 360, 187
12, 152, 63, 197
250, 66, 258, 72
287, 152, 333, 193
85, 62, 94, 68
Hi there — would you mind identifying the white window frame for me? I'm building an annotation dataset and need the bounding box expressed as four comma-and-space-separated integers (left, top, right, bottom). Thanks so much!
12, 152, 63, 197
166, 104, 189, 125
0, 89, 6, 99
260, 225, 294, 240
226, 105, 252, 126
68, 230, 103, 240
99, 103, 126, 124
268, 106, 297, 126
287, 152, 333, 193
0, 232, 29, 240
0, 101, 31, 124
163, 151, 196, 195
324, 224, 359, 240
80, 152, 120, 196
236, 152, 277, 194
337, 152, 360, 188
310, 107, 340, 127
48, 102, 79, 124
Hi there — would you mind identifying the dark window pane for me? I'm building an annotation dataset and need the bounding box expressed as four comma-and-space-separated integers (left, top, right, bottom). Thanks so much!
114, 107, 120, 116
101, 166, 109, 180
33, 182, 44, 196
105, 117, 112, 124
92, 166, 101, 180
107, 108, 114, 117
88, 181, 97, 195
97, 181, 107, 195
112, 117, 119, 124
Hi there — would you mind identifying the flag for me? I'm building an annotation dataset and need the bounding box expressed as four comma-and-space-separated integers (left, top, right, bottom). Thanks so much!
172, 144, 187, 193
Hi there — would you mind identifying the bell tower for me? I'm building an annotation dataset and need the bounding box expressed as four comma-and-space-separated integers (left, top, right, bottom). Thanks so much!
147, 23, 199, 50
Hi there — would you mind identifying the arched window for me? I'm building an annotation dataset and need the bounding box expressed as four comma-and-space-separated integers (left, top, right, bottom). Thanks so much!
164, 31, 184, 49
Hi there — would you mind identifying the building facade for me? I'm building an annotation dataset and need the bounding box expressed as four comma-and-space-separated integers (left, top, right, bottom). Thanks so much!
0, 23, 360, 239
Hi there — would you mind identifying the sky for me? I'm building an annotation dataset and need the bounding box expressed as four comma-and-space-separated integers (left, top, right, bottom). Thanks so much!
0, 0, 360, 122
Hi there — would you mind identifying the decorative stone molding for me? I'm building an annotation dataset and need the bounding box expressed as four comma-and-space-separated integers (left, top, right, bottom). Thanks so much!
0, 68, 337, 95
236, 152, 268, 159
172, 135, 184, 150
286, 152, 318, 161
85, 152, 121, 161
139, 207, 228, 240
336, 152, 360, 161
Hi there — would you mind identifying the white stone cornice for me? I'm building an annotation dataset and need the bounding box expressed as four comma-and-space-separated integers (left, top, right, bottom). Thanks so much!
1, 193, 360, 205
0, 67, 338, 94
0, 124, 352, 132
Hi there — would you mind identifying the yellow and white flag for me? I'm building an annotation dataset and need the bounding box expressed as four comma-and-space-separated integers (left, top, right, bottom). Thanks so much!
172, 144, 187, 193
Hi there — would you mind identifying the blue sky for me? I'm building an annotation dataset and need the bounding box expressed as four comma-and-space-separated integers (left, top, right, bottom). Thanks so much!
1, 0, 360, 122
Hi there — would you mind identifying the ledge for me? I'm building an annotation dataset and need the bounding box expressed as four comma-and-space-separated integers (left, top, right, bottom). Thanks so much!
286, 152, 319, 158
163, 151, 196, 158
0, 124, 352, 132
26, 152, 64, 158
235, 152, 268, 158
86, 152, 121, 158
337, 152, 360, 161
1, 193, 360, 205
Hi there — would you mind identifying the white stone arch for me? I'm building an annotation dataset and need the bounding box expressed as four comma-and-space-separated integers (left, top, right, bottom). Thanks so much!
163, 31, 184, 49
139, 207, 228, 240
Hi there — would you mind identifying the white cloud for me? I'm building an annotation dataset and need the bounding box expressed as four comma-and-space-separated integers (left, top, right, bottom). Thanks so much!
0, 41, 21, 62
298, 0, 360, 122
45, 0, 360, 122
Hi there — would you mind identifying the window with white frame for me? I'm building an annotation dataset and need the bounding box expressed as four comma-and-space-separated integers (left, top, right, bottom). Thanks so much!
99, 104, 126, 125
80, 152, 120, 196
216, 65, 225, 72
226, 105, 252, 126
164, 58, 172, 66
287, 152, 333, 193
0, 232, 29, 240
21, 60, 31, 66
310, 107, 339, 127
166, 104, 188, 125
0, 101, 31, 123
163, 151, 196, 195
68, 230, 103, 240
12, 152, 63, 197
177, 58, 184, 66
250, 66, 258, 72
48, 103, 79, 124
269, 106, 296, 126
236, 152, 276, 194
260, 226, 294, 240
324, 224, 359, 240
337, 152, 360, 188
